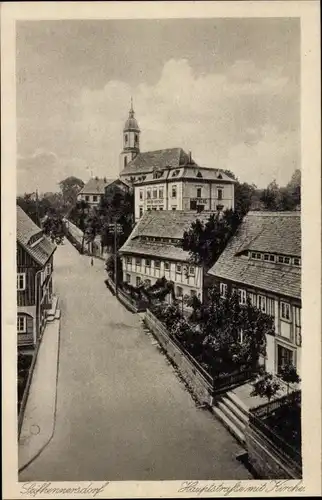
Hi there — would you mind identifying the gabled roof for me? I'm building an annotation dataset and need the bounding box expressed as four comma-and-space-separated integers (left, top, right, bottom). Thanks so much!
208, 211, 301, 299
119, 210, 212, 261
79, 177, 116, 195
119, 148, 190, 176
17, 205, 56, 266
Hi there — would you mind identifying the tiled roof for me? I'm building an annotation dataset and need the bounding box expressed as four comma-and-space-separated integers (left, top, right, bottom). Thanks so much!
181, 165, 236, 182
120, 240, 191, 262
119, 148, 190, 176
79, 178, 116, 195
208, 211, 301, 299
17, 205, 56, 266
119, 210, 213, 261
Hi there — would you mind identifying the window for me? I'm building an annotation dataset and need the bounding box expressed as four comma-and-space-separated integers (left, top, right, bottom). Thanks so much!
155, 260, 161, 269
217, 189, 223, 200
220, 283, 227, 298
164, 262, 170, 271
139, 190, 143, 200
196, 171, 203, 178
159, 207, 163, 211
153, 189, 157, 199
172, 169, 180, 177
135, 134, 138, 143
190, 289, 197, 297
295, 307, 301, 346
172, 206, 177, 211
176, 286, 183, 297
85, 195, 89, 202
145, 259, 151, 267
284, 257, 290, 264
136, 277, 141, 287
189, 266, 195, 276
197, 187, 202, 198
176, 264, 182, 273
277, 345, 294, 375
190, 200, 197, 210
126, 273, 131, 283
172, 185, 177, 198
135, 257, 141, 266
125, 134, 128, 143
269, 255, 276, 262
280, 301, 291, 321
93, 195, 98, 202
238, 330, 244, 344
293, 257, 301, 266
17, 273, 26, 291
249, 292, 257, 306
159, 188, 164, 199
238, 289, 247, 305
17, 316, 26, 333
147, 208, 151, 211
126, 256, 132, 265
147, 189, 151, 199
251, 252, 261, 260
139, 206, 143, 218
124, 157, 127, 167
266, 297, 275, 317
258, 295, 267, 313
264, 254, 270, 261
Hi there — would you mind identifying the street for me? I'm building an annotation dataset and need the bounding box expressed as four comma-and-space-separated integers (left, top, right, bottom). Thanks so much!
20, 240, 252, 481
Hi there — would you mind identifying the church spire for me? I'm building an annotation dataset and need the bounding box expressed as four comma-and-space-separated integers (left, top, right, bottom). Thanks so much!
129, 96, 134, 118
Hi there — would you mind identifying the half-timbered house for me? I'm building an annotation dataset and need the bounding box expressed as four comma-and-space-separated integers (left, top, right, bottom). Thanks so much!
17, 205, 57, 351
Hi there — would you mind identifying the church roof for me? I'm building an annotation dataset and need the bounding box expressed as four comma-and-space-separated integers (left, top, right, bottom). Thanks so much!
119, 148, 190, 176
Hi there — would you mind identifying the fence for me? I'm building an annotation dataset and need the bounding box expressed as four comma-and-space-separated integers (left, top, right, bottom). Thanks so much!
248, 390, 302, 469
213, 367, 254, 394
104, 274, 148, 313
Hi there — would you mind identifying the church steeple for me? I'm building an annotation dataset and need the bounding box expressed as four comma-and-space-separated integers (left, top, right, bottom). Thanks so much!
120, 98, 140, 173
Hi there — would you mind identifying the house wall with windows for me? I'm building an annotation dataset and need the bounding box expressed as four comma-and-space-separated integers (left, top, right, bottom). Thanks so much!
217, 279, 301, 376
208, 211, 301, 379
122, 254, 203, 301
181, 181, 234, 212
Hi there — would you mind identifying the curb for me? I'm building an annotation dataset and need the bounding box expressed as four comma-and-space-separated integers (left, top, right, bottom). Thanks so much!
18, 317, 61, 474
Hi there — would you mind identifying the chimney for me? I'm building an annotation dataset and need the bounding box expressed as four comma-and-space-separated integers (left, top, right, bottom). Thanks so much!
103, 177, 107, 183
189, 151, 192, 164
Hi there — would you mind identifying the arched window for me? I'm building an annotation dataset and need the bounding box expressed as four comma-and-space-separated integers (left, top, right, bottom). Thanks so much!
125, 134, 128, 143
124, 157, 127, 167
135, 134, 138, 143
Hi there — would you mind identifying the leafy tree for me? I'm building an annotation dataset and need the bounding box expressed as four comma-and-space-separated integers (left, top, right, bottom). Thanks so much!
279, 363, 301, 394
181, 210, 243, 268
105, 254, 122, 283
250, 371, 281, 405
260, 179, 280, 211
59, 176, 84, 207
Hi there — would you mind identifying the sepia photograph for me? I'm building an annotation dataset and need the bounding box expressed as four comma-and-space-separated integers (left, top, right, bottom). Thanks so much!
1, 1, 321, 498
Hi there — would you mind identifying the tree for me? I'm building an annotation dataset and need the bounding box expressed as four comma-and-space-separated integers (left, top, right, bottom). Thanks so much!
105, 254, 122, 283
279, 363, 301, 395
181, 210, 243, 268
250, 371, 281, 405
260, 179, 280, 210
235, 182, 257, 216
59, 176, 84, 207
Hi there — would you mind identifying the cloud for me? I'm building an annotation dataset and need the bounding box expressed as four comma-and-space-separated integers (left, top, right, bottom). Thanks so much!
17, 58, 299, 192
17, 151, 88, 195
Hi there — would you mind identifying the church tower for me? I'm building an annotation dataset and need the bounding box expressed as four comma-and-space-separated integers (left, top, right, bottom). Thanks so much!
119, 98, 140, 173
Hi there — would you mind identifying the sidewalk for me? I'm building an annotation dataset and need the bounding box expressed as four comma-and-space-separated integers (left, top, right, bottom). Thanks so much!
18, 315, 61, 472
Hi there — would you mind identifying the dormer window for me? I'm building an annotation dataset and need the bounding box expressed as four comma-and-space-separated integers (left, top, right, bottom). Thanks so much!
196, 171, 203, 178
294, 257, 301, 266
172, 169, 180, 177
217, 173, 223, 179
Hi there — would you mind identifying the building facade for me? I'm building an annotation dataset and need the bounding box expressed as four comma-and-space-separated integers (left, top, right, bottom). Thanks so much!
207, 211, 301, 377
77, 177, 130, 207
17, 206, 56, 351
134, 162, 235, 221
119, 210, 213, 302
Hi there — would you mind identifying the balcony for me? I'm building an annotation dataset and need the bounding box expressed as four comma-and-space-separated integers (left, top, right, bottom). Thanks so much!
18, 333, 34, 347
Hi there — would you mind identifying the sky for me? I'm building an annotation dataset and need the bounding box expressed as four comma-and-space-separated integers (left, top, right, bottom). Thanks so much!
16, 18, 300, 194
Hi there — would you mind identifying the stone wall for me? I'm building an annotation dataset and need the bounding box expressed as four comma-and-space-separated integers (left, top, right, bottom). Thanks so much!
245, 423, 302, 479
144, 309, 213, 405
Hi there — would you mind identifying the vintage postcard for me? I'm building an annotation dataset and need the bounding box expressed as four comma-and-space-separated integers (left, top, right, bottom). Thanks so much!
1, 1, 321, 498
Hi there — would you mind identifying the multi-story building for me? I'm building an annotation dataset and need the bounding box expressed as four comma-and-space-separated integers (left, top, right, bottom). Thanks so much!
119, 210, 213, 302
118, 103, 236, 219
133, 161, 235, 221
207, 211, 301, 377
17, 205, 57, 351
77, 177, 130, 208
